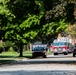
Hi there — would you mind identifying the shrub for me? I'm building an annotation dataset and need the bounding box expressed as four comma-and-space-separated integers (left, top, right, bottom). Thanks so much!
3, 41, 14, 51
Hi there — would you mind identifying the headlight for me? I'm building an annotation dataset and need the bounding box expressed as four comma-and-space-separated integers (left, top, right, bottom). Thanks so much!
54, 48, 57, 52
63, 48, 66, 51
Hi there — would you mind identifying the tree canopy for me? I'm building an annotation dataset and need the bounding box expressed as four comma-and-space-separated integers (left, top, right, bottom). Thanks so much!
0, 0, 76, 56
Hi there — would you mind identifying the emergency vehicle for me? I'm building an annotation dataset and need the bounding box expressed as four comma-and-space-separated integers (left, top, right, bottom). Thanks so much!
32, 42, 48, 58
52, 37, 72, 55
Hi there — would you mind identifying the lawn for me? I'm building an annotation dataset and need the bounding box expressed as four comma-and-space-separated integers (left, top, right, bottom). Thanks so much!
0, 51, 32, 58
0, 51, 32, 64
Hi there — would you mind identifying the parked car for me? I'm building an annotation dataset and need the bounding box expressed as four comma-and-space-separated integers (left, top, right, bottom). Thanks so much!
73, 43, 76, 57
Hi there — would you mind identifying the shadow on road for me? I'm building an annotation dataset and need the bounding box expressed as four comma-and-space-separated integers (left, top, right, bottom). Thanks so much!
0, 70, 76, 75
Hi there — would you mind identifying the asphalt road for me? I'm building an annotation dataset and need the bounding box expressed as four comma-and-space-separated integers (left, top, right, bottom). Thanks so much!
47, 53, 73, 58
0, 53, 76, 75
0, 53, 76, 64
0, 63, 76, 75
0, 53, 75, 65
8, 53, 76, 64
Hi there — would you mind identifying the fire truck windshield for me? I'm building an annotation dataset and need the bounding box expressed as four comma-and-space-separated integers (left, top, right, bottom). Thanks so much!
59, 42, 66, 46
53, 42, 66, 46
53, 43, 59, 46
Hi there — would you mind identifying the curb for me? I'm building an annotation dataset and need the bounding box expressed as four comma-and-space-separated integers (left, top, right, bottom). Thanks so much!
11, 59, 76, 64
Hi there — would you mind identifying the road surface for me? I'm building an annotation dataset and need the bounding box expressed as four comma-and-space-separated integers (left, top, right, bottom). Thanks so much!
0, 53, 76, 64
0, 53, 76, 75
13, 53, 76, 64
0, 63, 76, 75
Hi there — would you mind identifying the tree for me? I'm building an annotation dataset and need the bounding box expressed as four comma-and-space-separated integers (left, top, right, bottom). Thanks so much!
0, 0, 15, 39
1, 0, 76, 57
45, 0, 76, 24
66, 24, 76, 38
2, 0, 44, 57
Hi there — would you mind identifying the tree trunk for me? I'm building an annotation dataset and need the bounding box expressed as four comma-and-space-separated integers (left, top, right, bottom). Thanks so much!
19, 43, 23, 57
30, 43, 32, 51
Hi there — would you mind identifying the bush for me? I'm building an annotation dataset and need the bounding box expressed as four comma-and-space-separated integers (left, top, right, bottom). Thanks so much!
4, 41, 13, 47
3, 41, 14, 51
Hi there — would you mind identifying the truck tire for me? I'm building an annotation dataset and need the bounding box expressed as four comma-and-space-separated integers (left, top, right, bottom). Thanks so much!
64, 52, 68, 55
54, 53, 58, 55
73, 53, 75, 57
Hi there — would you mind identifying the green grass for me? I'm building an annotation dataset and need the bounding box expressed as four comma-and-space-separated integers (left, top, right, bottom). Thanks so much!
0, 51, 19, 57
0, 51, 32, 64
0, 51, 32, 58
23, 51, 32, 58
47, 50, 53, 54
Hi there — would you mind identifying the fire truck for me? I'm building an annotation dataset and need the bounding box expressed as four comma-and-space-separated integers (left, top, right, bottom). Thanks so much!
52, 37, 72, 55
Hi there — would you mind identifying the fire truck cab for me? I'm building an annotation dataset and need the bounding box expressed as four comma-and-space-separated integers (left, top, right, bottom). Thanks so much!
52, 37, 72, 55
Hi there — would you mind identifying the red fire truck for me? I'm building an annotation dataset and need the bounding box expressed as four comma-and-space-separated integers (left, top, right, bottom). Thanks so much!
52, 37, 72, 55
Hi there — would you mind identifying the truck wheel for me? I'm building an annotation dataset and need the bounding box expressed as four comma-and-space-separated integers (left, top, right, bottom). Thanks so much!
54, 53, 58, 55
73, 53, 75, 57
64, 53, 68, 55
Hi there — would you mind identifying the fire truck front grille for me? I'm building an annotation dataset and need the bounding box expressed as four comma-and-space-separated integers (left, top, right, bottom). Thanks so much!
58, 47, 62, 50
